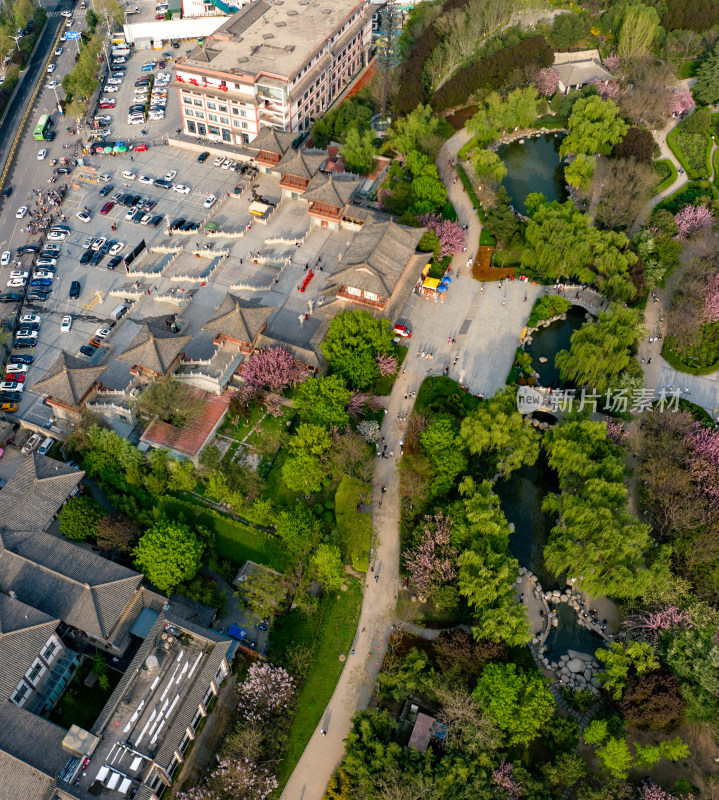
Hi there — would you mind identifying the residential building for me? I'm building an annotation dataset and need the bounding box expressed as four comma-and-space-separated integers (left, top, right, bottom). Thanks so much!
553, 49, 615, 94
0, 453, 84, 531
28, 351, 108, 422
174, 0, 374, 143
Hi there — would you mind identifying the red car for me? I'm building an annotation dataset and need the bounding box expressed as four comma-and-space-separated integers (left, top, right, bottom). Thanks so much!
100, 201, 114, 215
5, 373, 25, 382
134, 143, 148, 152
99, 100, 116, 109
393, 324, 412, 338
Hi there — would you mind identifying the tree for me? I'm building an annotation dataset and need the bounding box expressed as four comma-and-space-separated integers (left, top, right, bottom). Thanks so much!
322, 310, 394, 389
237, 661, 295, 723
432, 680, 502, 755
613, 127, 655, 162
674, 204, 714, 240
565, 153, 597, 189
293, 375, 353, 427
341, 125, 377, 174
403, 512, 458, 600
561, 96, 629, 158
133, 519, 204, 594
417, 214, 466, 257
288, 423, 332, 458
58, 496, 105, 541
471, 149, 508, 190
460, 388, 540, 476
543, 753, 587, 791
431, 629, 507, 687
485, 186, 520, 246
617, 670, 686, 732
692, 44, 719, 105
281, 451, 326, 494
535, 67, 559, 96
619, 61, 673, 128
419, 417, 467, 494
242, 568, 285, 618
241, 346, 308, 393
405, 150, 448, 214
681, 105, 712, 133
310, 543, 345, 592
275, 505, 322, 557
555, 304, 646, 393
595, 158, 657, 231
96, 513, 140, 553
386, 103, 448, 157
595, 641, 659, 699
618, 4, 660, 64
331, 431, 375, 482
473, 663, 554, 746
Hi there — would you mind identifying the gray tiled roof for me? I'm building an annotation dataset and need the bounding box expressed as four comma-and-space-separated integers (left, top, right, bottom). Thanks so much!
303, 173, 360, 207
28, 352, 107, 408
0, 703, 74, 800
0, 528, 142, 643
276, 148, 326, 181
0, 592, 59, 703
201, 294, 274, 343
0, 454, 84, 532
321, 220, 424, 298
116, 321, 191, 375
253, 332, 322, 369
248, 125, 296, 157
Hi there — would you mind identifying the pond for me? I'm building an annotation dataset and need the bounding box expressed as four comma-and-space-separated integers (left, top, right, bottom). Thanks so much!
525, 306, 587, 388
543, 602, 604, 663
497, 133, 568, 215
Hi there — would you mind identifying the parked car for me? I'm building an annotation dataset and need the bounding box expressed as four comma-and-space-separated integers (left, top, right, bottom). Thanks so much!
203, 194, 216, 208
9, 354, 33, 364
393, 324, 412, 338
100, 201, 114, 215
5, 363, 28, 373
69, 280, 81, 299
79, 345, 96, 357
99, 184, 114, 197
5, 374, 25, 383
197, 151, 210, 163
172, 183, 191, 194
60, 315, 72, 333
0, 292, 23, 303
107, 256, 123, 270
80, 249, 94, 264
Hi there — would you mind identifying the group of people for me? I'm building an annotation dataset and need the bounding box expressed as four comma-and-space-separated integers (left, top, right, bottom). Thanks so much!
19, 186, 68, 235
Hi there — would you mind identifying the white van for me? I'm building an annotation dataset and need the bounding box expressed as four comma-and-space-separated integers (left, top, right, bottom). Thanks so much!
122, 169, 136, 181
21, 433, 42, 455
110, 304, 128, 320
38, 436, 55, 455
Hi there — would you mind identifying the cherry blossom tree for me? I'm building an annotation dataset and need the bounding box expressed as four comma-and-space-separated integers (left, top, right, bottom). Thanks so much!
357, 419, 381, 443
492, 762, 523, 800
703, 272, 719, 323
606, 419, 629, 447
403, 512, 457, 600
178, 758, 278, 800
624, 607, 692, 644
685, 424, 719, 510
264, 393, 283, 418
589, 78, 622, 101
535, 67, 559, 97
638, 783, 684, 800
417, 213, 467, 258
241, 347, 308, 393
236, 662, 295, 724
603, 52, 621, 72
669, 90, 695, 116
375, 352, 398, 377
674, 204, 714, 241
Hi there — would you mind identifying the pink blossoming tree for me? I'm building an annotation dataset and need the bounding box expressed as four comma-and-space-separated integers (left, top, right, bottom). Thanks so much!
403, 512, 457, 600
603, 52, 620, 72
535, 67, 559, 97
589, 78, 621, 101
241, 346, 308, 393
674, 204, 714, 241
703, 272, 719, 323
638, 783, 685, 800
685, 424, 719, 510
670, 90, 695, 116
418, 213, 467, 258
237, 662, 295, 725
606, 419, 629, 447
376, 351, 398, 377
492, 762, 523, 800
624, 606, 692, 643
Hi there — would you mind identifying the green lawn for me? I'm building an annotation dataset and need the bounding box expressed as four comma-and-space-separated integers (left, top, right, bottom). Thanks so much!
653, 158, 678, 194
271, 579, 363, 790
263, 448, 340, 516
49, 659, 121, 732
667, 128, 712, 179
334, 475, 372, 571
158, 496, 290, 572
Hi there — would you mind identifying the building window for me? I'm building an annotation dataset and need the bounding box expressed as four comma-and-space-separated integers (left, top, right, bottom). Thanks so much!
42, 638, 60, 663
208, 125, 220, 135
232, 119, 241, 128
231, 106, 239, 115
241, 109, 247, 117
26, 658, 47, 684
179, 732, 192, 754
220, 116, 229, 125
219, 104, 228, 112
208, 113, 218, 122
194, 98, 202, 106
198, 123, 206, 135
183, 95, 192, 104
207, 101, 216, 110
190, 708, 203, 730
185, 108, 193, 116
195, 110, 205, 119
222, 128, 231, 142
202, 686, 215, 706
187, 120, 197, 133
364, 290, 379, 302
346, 286, 361, 297
242, 134, 250, 144
11, 681, 32, 706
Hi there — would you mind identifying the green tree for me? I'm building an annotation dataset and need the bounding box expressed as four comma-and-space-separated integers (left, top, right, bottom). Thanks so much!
58, 496, 105, 541
96, 513, 140, 553
310, 543, 345, 592
618, 5, 660, 64
288, 423, 333, 458
543, 752, 587, 791
275, 505, 322, 557
281, 451, 326, 494
167, 459, 197, 493
459, 388, 540, 476
322, 309, 393, 389
418, 230, 441, 257
561, 96, 629, 158
485, 186, 520, 246
386, 103, 449, 157
595, 641, 659, 699
473, 663, 554, 746
133, 518, 205, 594
692, 44, 719, 105
419, 417, 467, 494
555, 304, 646, 393
405, 150, 448, 214
341, 125, 377, 174
293, 375, 353, 427
471, 149, 508, 190
565, 153, 597, 189
242, 568, 285, 617
137, 379, 205, 426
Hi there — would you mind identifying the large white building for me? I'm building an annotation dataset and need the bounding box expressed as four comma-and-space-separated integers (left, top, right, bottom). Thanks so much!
174, 0, 374, 144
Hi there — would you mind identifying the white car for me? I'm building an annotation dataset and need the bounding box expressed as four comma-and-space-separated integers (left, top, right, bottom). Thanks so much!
138, 175, 154, 185
91, 237, 106, 251
47, 230, 68, 240
33, 270, 54, 279
125, 208, 136, 221
128, 116, 144, 125
95, 326, 111, 338
109, 241, 125, 255
37, 149, 47, 160
104, 85, 119, 93
47, 80, 59, 88
36, 258, 57, 267
60, 315, 72, 334
15, 207, 27, 219
7, 278, 26, 288
95, 114, 112, 124
164, 170, 177, 181
5, 363, 28, 373
107, 78, 123, 85
76, 211, 91, 223
20, 314, 41, 324
10, 272, 29, 280
0, 251, 10, 266
55, 46, 63, 55
60, 9, 72, 16
113, 57, 127, 64
221, 160, 232, 170
148, 112, 165, 121
140, 213, 152, 225
47, 63, 56, 73
203, 194, 216, 208
173, 183, 191, 194
213, 156, 225, 167
81, 234, 94, 248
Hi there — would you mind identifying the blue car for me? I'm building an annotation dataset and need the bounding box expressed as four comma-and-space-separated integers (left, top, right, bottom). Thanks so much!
30, 278, 52, 287
9, 354, 33, 364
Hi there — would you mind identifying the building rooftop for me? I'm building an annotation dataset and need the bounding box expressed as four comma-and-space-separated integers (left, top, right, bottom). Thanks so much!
0, 527, 143, 644
276, 148, 327, 180
552, 50, 614, 87
116, 318, 192, 375
248, 125, 297, 157
0, 453, 84, 531
180, 0, 367, 79
303, 173, 361, 207
80, 613, 232, 795
201, 293, 275, 343
29, 351, 108, 408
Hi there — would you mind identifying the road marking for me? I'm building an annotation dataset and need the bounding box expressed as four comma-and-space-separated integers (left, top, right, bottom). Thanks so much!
81, 291, 106, 311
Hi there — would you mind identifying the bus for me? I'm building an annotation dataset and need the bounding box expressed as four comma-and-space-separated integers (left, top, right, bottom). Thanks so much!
33, 114, 52, 140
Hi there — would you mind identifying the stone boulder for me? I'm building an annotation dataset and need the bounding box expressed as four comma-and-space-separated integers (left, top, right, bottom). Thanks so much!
567, 657, 585, 674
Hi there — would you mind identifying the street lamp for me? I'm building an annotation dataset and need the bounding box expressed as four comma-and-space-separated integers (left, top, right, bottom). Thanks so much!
50, 82, 63, 115
11, 34, 22, 54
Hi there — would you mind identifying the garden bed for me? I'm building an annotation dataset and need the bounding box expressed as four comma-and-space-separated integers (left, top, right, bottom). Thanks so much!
662, 336, 719, 375
49, 658, 121, 732
666, 128, 712, 179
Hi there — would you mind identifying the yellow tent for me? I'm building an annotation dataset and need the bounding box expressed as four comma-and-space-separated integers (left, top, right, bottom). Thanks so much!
423, 277, 441, 290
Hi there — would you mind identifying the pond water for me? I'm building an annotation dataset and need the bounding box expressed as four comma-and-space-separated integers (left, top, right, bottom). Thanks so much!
497, 133, 568, 215
525, 306, 587, 387
543, 602, 604, 663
